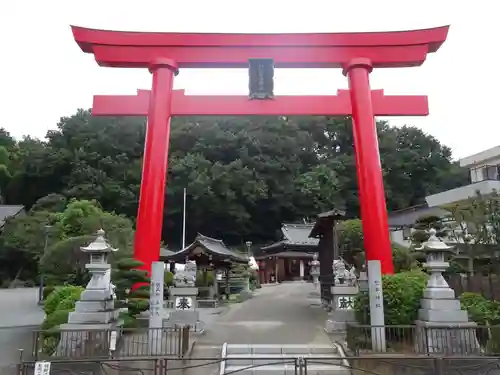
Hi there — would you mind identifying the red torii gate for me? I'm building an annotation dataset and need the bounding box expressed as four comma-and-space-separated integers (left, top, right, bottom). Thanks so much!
71, 25, 449, 276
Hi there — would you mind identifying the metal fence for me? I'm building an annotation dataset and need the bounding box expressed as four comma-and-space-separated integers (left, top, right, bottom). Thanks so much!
22, 326, 190, 361
346, 323, 500, 355
15, 355, 500, 375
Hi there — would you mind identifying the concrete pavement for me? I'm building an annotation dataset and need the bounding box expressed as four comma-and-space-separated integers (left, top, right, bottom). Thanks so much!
0, 288, 44, 374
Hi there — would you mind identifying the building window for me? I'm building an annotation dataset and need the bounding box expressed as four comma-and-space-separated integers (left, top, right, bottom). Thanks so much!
402, 227, 412, 240
470, 165, 499, 183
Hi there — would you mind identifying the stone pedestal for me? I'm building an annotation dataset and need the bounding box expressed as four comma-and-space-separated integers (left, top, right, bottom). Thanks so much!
165, 262, 203, 332
58, 230, 122, 357
167, 287, 203, 331
414, 229, 480, 355
325, 260, 358, 334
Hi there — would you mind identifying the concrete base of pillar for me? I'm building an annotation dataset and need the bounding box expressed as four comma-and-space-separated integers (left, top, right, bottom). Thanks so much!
414, 321, 480, 355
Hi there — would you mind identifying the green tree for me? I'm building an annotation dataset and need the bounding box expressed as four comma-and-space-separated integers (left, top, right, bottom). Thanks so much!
3, 111, 467, 250
338, 219, 365, 267
0, 210, 57, 284
410, 215, 449, 247
39, 199, 134, 286
112, 258, 150, 326
448, 191, 500, 274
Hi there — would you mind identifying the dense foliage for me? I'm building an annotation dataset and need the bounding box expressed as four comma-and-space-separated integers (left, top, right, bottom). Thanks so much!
0, 111, 467, 286
41, 285, 85, 354
354, 269, 428, 325
112, 258, 150, 327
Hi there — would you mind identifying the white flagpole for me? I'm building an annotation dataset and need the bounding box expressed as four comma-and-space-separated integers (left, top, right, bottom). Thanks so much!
182, 188, 187, 249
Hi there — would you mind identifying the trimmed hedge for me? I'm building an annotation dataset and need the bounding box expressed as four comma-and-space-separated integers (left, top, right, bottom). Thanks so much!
354, 269, 428, 325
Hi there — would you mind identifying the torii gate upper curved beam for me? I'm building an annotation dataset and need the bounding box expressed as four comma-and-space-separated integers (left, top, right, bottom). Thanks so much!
71, 25, 449, 68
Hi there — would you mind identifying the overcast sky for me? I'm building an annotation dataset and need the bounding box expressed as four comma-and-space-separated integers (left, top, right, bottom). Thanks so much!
0, 0, 497, 159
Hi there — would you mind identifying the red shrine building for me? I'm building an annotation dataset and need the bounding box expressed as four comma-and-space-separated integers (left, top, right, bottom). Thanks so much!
255, 224, 318, 284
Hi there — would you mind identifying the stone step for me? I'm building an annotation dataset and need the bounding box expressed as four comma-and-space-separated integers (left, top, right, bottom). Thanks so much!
225, 344, 338, 355
222, 364, 349, 375
222, 344, 348, 375
225, 353, 344, 367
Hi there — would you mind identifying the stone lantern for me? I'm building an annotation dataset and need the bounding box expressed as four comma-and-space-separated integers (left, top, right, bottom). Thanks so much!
358, 264, 369, 293
310, 253, 320, 285
80, 228, 117, 299
59, 229, 122, 357
414, 228, 479, 354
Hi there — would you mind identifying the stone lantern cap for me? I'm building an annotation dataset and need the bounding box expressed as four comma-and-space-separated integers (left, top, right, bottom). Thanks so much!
80, 229, 117, 254
418, 228, 455, 253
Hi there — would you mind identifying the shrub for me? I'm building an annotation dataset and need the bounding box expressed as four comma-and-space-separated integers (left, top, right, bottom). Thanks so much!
40, 309, 72, 354
44, 285, 84, 316
127, 298, 149, 316
460, 292, 500, 351
120, 312, 139, 329
43, 286, 56, 300
354, 269, 428, 325
460, 292, 500, 325
41, 309, 72, 331
164, 271, 174, 287
196, 270, 214, 287
112, 257, 150, 325
56, 297, 77, 311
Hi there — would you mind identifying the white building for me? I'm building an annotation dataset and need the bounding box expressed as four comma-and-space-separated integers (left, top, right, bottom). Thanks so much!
426, 145, 500, 208
389, 145, 500, 248
388, 204, 451, 248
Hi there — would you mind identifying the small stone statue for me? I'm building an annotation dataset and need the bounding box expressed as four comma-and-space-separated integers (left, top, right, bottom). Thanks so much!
174, 261, 197, 287
333, 259, 357, 286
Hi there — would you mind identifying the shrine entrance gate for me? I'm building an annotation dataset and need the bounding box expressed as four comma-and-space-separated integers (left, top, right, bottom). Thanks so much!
71, 25, 449, 276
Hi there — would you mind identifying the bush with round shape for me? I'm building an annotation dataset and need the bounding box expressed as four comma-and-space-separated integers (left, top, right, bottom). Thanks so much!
460, 292, 500, 325
44, 285, 84, 316
354, 269, 428, 325
460, 292, 500, 351
164, 271, 174, 287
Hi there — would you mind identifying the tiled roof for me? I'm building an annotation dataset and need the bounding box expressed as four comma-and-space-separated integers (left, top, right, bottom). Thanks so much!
254, 251, 314, 260
388, 204, 451, 228
281, 223, 319, 246
160, 233, 248, 264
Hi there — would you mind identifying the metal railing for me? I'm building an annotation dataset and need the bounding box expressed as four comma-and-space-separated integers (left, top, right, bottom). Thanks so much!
346, 323, 500, 355
26, 326, 191, 360
15, 355, 500, 375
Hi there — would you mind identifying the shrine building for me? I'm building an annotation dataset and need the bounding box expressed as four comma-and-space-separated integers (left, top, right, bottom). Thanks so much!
255, 223, 318, 284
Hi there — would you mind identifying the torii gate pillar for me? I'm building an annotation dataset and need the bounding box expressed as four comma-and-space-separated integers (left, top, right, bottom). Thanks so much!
343, 58, 393, 273
137, 58, 178, 271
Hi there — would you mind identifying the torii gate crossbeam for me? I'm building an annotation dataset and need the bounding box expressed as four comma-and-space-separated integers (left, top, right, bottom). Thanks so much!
92, 89, 429, 117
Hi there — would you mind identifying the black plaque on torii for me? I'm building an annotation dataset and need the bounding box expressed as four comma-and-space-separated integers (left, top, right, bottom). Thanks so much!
248, 59, 275, 100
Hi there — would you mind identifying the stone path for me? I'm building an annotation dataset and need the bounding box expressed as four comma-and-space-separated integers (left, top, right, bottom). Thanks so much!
174, 282, 335, 375
0, 288, 44, 375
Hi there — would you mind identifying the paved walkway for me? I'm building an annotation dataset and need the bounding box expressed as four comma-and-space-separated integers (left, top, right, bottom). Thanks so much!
193, 282, 330, 352
198, 281, 330, 346
175, 282, 332, 375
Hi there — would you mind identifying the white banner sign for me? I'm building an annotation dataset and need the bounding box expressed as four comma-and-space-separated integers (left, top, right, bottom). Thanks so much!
34, 361, 51, 375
